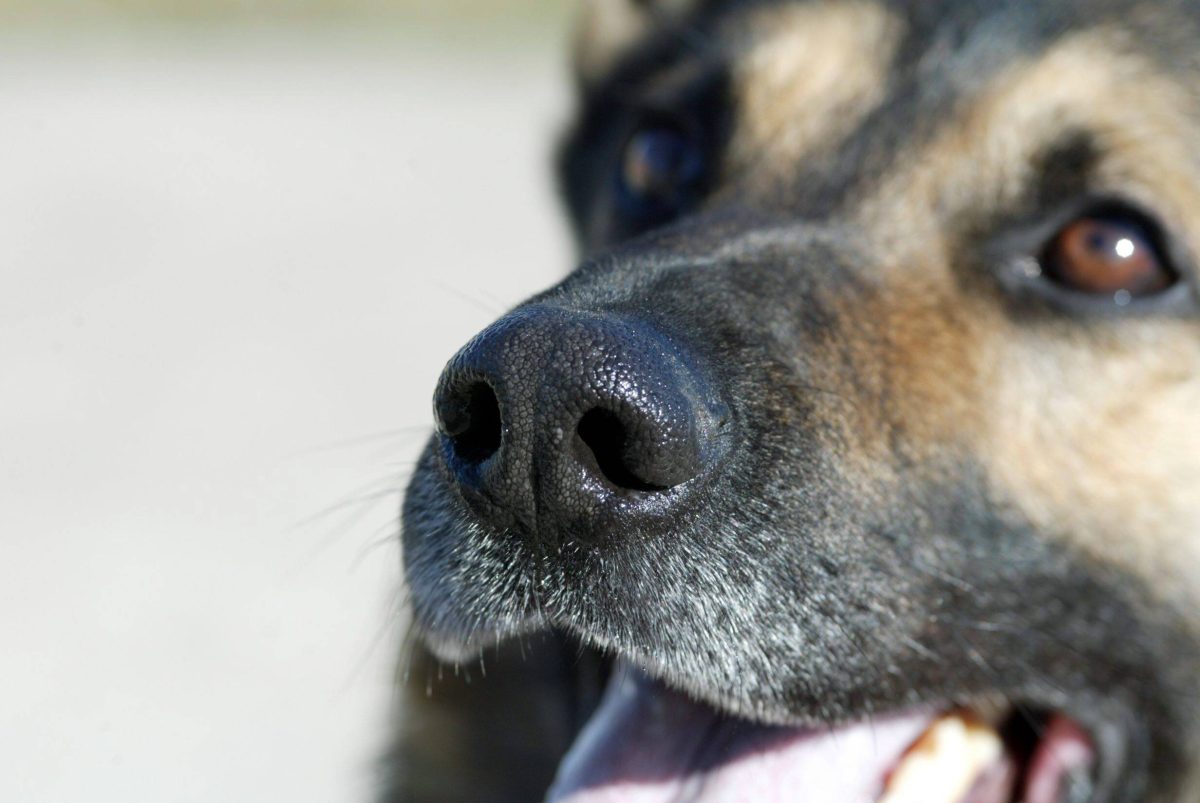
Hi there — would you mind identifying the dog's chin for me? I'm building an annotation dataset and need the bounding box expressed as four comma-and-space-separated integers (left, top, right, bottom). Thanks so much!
547, 661, 1098, 803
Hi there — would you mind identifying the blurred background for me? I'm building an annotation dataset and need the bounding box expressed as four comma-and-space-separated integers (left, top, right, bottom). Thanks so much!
0, 2, 573, 801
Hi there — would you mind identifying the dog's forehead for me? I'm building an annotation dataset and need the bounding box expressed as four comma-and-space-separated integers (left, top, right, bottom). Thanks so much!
575, 0, 1200, 246
576, 0, 1200, 87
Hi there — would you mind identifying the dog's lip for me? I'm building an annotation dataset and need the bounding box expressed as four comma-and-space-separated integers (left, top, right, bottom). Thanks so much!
547, 662, 1099, 803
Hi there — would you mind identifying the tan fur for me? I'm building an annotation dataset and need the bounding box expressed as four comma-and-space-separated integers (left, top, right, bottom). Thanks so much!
574, 0, 697, 84
987, 323, 1200, 604
850, 31, 1200, 604
728, 2, 902, 179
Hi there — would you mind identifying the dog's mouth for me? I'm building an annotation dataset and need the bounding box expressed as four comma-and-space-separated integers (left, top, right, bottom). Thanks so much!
547, 662, 1096, 803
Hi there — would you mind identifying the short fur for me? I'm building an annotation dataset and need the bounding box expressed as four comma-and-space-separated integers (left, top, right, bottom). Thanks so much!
387, 2, 1200, 801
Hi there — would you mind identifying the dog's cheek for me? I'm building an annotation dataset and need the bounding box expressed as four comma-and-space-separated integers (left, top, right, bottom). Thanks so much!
980, 321, 1200, 614
831, 270, 1199, 612
803, 271, 991, 471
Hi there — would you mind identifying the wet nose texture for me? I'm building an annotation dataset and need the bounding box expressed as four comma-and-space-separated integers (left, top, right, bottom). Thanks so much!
433, 305, 727, 545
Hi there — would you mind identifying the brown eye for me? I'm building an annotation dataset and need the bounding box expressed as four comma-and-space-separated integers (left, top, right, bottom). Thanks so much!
1043, 213, 1177, 302
616, 122, 706, 222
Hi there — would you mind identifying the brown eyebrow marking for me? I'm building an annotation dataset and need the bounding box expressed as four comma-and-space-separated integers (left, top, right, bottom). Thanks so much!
574, 0, 703, 85
728, 2, 904, 180
858, 28, 1200, 268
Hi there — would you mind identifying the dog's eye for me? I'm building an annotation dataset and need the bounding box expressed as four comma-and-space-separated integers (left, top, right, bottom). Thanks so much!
615, 120, 706, 223
1042, 210, 1178, 302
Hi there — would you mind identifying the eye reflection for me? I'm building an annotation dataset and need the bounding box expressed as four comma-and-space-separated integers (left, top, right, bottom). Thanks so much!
1042, 213, 1176, 299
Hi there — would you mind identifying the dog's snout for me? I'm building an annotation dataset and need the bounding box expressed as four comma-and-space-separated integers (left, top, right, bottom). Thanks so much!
433, 305, 724, 542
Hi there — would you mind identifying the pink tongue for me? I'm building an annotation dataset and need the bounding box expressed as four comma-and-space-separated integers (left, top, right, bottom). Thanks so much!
547, 666, 934, 803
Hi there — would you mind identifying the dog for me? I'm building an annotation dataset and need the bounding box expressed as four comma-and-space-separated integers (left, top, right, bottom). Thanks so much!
384, 1, 1200, 801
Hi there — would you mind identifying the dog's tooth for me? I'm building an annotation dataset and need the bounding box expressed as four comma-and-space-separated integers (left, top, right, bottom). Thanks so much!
878, 712, 1003, 803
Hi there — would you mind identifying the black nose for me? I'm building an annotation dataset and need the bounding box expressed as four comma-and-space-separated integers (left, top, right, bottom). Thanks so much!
432, 305, 725, 544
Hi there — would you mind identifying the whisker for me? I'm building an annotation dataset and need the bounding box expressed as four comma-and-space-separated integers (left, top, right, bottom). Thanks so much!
428, 277, 508, 317
282, 426, 433, 459
288, 476, 407, 533
350, 524, 402, 572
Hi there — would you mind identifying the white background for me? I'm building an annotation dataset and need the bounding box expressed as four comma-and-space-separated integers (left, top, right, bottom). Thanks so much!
0, 25, 570, 802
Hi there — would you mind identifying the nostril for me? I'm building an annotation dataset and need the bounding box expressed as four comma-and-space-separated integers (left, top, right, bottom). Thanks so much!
576, 408, 669, 493
445, 382, 502, 465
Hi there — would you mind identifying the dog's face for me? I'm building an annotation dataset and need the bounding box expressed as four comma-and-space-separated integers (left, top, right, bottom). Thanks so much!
398, 1, 1200, 801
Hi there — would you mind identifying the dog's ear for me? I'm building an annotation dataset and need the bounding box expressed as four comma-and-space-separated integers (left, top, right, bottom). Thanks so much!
574, 0, 696, 83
